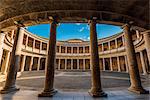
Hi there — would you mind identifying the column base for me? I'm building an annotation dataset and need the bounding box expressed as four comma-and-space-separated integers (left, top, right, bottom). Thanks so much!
0, 86, 20, 94
38, 89, 57, 97
128, 86, 149, 94
88, 88, 107, 97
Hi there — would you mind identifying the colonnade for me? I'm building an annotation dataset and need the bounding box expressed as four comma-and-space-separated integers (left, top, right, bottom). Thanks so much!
0, 22, 24, 93
0, 18, 149, 96
16, 52, 148, 75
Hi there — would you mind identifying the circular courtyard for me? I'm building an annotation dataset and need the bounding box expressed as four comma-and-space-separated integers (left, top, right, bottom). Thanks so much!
1, 71, 147, 92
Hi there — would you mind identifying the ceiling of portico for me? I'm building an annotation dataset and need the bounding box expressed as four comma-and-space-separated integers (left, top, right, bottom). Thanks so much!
0, 0, 149, 31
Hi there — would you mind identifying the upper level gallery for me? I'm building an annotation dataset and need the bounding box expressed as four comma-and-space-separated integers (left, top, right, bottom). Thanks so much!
2, 27, 144, 57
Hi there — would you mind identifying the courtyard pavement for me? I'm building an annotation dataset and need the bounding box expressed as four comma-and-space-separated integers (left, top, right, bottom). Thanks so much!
0, 70, 149, 100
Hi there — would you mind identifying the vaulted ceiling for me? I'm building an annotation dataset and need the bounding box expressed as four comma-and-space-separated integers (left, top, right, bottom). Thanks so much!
0, 0, 149, 30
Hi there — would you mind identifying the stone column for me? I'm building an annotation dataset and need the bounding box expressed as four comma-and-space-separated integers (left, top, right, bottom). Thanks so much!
21, 55, 26, 72
58, 59, 61, 70
115, 39, 118, 48
65, 46, 67, 53
143, 31, 150, 67
10, 30, 15, 43
39, 42, 42, 53
59, 46, 61, 53
136, 30, 140, 39
0, 21, 25, 94
102, 43, 104, 52
140, 51, 147, 75
77, 59, 80, 70
0, 32, 6, 66
29, 56, 33, 71
25, 35, 28, 48
11, 30, 15, 38
1, 51, 10, 74
103, 58, 105, 71
108, 42, 111, 50
110, 57, 113, 71
32, 39, 35, 51
65, 59, 67, 70
122, 35, 125, 46
83, 59, 85, 70
71, 47, 73, 54
123, 23, 149, 94
77, 47, 79, 54
38, 18, 58, 97
37, 57, 41, 71
125, 55, 129, 73
88, 18, 107, 97
117, 56, 121, 72
83, 46, 85, 53
71, 59, 73, 70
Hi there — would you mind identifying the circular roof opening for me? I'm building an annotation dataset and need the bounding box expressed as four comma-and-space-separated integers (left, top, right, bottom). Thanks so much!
26, 23, 122, 41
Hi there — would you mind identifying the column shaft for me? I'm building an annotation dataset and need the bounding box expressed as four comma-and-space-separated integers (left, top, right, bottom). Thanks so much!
83, 46, 85, 53
0, 32, 6, 66
65, 59, 67, 70
117, 56, 121, 72
83, 59, 85, 70
115, 39, 118, 48
71, 59, 73, 70
77, 59, 79, 70
143, 32, 150, 67
29, 56, 33, 71
140, 52, 147, 75
89, 19, 107, 97
102, 43, 104, 52
123, 24, 149, 94
21, 55, 26, 72
1, 51, 10, 74
136, 30, 140, 39
37, 57, 41, 71
0, 27, 22, 93
25, 35, 28, 48
110, 57, 113, 71
59, 46, 61, 53
103, 58, 105, 71
125, 55, 129, 72
39, 42, 42, 53
58, 59, 61, 70
38, 20, 57, 97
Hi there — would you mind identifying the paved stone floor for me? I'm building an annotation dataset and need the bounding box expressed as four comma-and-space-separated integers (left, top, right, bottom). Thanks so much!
0, 70, 149, 100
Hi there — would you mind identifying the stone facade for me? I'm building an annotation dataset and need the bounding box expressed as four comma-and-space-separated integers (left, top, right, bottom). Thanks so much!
0, 28, 149, 75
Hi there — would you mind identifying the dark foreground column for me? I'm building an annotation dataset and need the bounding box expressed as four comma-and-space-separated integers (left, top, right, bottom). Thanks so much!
0, 21, 24, 94
38, 18, 57, 97
88, 18, 107, 97
123, 23, 149, 94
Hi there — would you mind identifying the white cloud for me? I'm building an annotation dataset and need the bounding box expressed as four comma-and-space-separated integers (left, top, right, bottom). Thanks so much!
79, 36, 90, 41
76, 23, 81, 26
79, 27, 85, 32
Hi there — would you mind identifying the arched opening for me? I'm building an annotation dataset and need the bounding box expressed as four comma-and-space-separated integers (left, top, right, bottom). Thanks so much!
0, 0, 149, 98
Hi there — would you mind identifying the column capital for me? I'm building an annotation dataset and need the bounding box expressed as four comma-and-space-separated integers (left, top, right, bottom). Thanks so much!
121, 21, 134, 30
122, 24, 130, 30
14, 21, 25, 27
88, 17, 97, 24
49, 16, 59, 25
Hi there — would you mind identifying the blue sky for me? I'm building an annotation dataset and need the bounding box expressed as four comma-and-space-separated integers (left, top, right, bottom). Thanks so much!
27, 23, 122, 41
